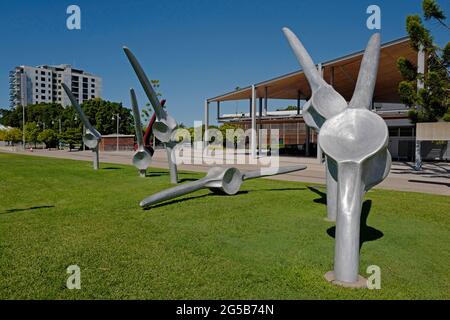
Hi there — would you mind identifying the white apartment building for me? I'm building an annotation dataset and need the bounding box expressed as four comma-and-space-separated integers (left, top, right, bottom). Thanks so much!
9, 64, 102, 107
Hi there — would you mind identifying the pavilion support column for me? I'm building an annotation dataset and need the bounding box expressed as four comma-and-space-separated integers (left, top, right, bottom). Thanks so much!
204, 100, 209, 147
217, 101, 220, 121
297, 90, 301, 115
251, 85, 257, 159
415, 45, 425, 171
264, 87, 268, 116
305, 125, 310, 156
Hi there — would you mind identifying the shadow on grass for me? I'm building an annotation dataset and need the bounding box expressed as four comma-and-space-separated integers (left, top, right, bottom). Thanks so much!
408, 179, 450, 187
1, 205, 55, 214
102, 167, 123, 170
178, 178, 198, 183
326, 200, 384, 249
307, 186, 326, 205
144, 194, 213, 210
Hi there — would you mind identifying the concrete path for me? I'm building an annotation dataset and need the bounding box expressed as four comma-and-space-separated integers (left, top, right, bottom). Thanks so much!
2, 146, 449, 196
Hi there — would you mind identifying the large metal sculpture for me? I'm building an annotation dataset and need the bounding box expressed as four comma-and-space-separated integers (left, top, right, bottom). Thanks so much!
62, 83, 102, 170
140, 165, 307, 208
124, 47, 179, 184
283, 28, 391, 287
130, 88, 152, 177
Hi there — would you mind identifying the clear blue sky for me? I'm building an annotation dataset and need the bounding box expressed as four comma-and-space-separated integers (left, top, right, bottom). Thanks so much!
0, 0, 448, 126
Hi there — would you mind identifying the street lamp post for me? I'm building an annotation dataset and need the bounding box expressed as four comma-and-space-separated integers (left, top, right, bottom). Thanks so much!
52, 118, 62, 149
22, 104, 25, 149
112, 113, 120, 152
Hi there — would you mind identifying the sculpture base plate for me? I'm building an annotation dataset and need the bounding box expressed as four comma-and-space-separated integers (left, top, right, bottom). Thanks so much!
324, 271, 367, 289
139, 170, 146, 177
323, 217, 336, 223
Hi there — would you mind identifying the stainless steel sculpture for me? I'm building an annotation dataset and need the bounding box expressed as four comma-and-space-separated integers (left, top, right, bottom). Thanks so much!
140, 165, 307, 208
124, 46, 179, 184
283, 28, 391, 287
130, 88, 152, 177
62, 83, 102, 170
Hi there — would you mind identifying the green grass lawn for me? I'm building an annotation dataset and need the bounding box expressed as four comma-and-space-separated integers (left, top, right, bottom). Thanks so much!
0, 152, 449, 299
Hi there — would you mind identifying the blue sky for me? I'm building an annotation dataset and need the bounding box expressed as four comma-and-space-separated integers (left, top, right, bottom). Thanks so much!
0, 0, 448, 126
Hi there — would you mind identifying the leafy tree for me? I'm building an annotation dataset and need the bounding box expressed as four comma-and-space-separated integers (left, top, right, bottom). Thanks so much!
4, 128, 22, 145
59, 128, 82, 150
81, 98, 134, 135
25, 122, 41, 147
0, 129, 6, 142
38, 129, 58, 149
397, 0, 450, 123
276, 105, 298, 111
141, 79, 162, 125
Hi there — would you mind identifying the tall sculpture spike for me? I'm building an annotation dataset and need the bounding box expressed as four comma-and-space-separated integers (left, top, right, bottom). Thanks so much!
130, 88, 152, 177
282, 27, 325, 91
123, 46, 179, 183
283, 27, 347, 222
62, 83, 101, 170
349, 33, 381, 109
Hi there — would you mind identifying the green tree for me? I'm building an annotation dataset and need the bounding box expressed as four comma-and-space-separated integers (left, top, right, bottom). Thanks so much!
4, 128, 22, 145
81, 98, 134, 135
38, 129, 58, 149
25, 122, 41, 147
397, 0, 450, 123
59, 128, 82, 151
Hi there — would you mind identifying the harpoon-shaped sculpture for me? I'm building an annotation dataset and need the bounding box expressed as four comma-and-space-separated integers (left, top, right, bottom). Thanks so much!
140, 165, 307, 208
130, 88, 152, 177
283, 28, 391, 287
124, 46, 179, 184
62, 83, 102, 170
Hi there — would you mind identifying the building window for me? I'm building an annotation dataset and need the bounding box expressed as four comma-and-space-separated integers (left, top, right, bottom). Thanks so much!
389, 128, 399, 137
400, 127, 413, 137
41, 83, 45, 87
91, 95, 95, 99
41, 71, 46, 75
41, 96, 45, 99
41, 90, 46, 93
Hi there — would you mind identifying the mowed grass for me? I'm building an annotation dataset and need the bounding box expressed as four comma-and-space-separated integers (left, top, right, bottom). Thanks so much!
0, 152, 449, 300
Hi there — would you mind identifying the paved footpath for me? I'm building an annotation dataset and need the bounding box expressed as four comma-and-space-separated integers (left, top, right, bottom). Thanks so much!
2, 147, 449, 196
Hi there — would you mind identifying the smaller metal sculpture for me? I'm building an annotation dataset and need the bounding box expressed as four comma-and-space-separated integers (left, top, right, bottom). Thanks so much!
130, 88, 152, 177
124, 46, 179, 184
62, 83, 102, 170
140, 165, 307, 208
